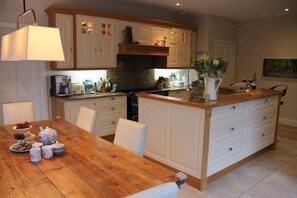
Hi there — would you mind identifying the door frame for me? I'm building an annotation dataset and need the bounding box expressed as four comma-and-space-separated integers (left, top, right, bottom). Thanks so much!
215, 39, 236, 86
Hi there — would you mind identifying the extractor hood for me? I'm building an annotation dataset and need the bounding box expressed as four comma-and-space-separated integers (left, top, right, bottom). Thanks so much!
118, 44, 169, 56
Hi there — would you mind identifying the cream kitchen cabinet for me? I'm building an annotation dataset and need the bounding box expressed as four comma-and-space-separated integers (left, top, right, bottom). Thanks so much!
131, 23, 152, 45
64, 98, 97, 126
51, 95, 126, 136
56, 14, 74, 69
46, 13, 74, 69
76, 15, 117, 69
167, 28, 191, 68
95, 96, 127, 137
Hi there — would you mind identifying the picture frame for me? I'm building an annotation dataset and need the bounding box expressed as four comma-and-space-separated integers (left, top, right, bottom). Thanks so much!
263, 59, 297, 78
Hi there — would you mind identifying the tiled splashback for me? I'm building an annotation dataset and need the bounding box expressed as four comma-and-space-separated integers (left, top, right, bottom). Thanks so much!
107, 66, 156, 90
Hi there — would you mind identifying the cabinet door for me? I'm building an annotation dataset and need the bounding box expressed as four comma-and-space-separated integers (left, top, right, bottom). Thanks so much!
132, 23, 152, 45
151, 27, 169, 46
64, 99, 97, 125
76, 15, 98, 68
97, 18, 117, 68
167, 28, 191, 68
179, 30, 191, 67
56, 14, 74, 69
167, 29, 179, 67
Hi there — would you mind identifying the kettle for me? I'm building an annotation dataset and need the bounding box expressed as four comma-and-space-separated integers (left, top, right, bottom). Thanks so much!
39, 126, 58, 145
83, 79, 93, 93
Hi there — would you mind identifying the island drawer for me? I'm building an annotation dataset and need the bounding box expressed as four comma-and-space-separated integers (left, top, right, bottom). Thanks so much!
211, 102, 248, 129
207, 133, 245, 176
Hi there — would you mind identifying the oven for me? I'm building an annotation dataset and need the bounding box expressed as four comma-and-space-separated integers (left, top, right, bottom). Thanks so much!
126, 89, 169, 121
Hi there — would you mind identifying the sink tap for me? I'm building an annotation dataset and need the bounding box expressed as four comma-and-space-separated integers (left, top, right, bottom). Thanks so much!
186, 60, 193, 91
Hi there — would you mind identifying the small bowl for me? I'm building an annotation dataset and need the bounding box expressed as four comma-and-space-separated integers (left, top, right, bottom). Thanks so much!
52, 142, 64, 155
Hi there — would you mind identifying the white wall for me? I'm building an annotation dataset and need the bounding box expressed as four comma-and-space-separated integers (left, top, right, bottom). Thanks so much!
195, 15, 237, 55
236, 16, 297, 126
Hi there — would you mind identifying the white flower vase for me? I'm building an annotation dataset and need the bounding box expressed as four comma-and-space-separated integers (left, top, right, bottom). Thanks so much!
204, 76, 222, 101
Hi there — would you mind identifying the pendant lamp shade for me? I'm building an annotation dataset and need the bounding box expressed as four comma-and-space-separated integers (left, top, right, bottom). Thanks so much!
1, 25, 65, 61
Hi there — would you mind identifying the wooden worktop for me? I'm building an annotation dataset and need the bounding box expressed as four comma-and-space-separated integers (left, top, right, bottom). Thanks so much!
0, 119, 176, 197
137, 88, 281, 109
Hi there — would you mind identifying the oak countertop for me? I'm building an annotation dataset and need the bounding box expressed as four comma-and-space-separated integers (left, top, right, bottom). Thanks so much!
0, 119, 176, 197
137, 88, 281, 109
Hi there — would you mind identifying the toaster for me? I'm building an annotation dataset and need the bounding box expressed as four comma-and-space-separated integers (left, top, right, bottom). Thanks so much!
71, 83, 85, 95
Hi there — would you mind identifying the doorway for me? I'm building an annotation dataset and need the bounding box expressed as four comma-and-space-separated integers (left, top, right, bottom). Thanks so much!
215, 40, 236, 86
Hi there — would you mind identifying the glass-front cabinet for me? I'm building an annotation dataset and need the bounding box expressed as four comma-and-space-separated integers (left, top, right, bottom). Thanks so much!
167, 28, 191, 68
76, 15, 117, 69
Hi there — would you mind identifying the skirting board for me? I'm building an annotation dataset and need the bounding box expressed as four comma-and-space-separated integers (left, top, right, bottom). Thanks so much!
279, 117, 297, 127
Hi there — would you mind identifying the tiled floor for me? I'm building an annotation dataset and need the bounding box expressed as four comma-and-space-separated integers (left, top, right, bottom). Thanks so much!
178, 136, 297, 198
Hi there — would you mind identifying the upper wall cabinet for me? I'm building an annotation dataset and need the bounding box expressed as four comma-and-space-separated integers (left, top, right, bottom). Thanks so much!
167, 28, 191, 68
76, 15, 117, 69
46, 7, 197, 70
47, 13, 74, 70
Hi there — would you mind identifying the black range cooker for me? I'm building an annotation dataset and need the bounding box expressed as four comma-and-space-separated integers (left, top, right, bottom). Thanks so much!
120, 88, 168, 121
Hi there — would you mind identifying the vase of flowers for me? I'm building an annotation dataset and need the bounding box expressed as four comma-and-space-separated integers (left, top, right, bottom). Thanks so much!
193, 54, 228, 101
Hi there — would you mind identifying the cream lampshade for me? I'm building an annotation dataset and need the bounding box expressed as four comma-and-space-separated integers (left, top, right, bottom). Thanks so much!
1, 25, 65, 61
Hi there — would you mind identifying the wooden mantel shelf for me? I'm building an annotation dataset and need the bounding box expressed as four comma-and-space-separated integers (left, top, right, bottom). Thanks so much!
118, 44, 169, 56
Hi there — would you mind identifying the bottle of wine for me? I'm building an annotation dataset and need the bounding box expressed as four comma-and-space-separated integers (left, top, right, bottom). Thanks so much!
252, 73, 257, 89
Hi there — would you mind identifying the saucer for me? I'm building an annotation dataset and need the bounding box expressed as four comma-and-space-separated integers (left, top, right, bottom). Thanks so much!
10, 142, 33, 153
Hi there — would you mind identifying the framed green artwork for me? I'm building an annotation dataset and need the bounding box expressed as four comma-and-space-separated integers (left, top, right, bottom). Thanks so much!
263, 59, 297, 78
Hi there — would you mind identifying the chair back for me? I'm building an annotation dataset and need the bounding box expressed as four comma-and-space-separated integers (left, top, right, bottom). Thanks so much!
230, 82, 246, 87
114, 118, 148, 157
3, 102, 35, 125
270, 84, 288, 105
125, 182, 179, 198
76, 106, 97, 133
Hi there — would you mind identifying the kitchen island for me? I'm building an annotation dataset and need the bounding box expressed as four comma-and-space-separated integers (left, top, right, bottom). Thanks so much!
137, 88, 281, 190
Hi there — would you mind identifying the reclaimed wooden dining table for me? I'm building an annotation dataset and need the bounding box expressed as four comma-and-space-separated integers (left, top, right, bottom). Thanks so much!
0, 118, 176, 198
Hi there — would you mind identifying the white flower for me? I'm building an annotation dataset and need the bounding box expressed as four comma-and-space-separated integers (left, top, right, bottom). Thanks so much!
213, 59, 219, 65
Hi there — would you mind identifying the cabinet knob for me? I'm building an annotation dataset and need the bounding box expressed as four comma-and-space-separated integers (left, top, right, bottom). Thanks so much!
111, 107, 115, 110
230, 127, 235, 131
262, 134, 265, 137
228, 148, 233, 152
94, 49, 97, 52
70, 48, 73, 51
265, 99, 269, 102
112, 121, 116, 124
111, 97, 115, 100
263, 116, 267, 120
231, 106, 236, 110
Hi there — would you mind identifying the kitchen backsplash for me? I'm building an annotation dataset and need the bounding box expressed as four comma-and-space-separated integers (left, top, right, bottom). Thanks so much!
107, 66, 156, 90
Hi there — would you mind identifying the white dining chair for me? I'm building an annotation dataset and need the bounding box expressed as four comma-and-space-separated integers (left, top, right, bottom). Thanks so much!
114, 118, 148, 157
76, 106, 97, 133
125, 182, 179, 198
3, 102, 35, 125
125, 172, 187, 198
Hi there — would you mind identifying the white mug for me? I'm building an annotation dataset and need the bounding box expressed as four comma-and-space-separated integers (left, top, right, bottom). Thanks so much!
30, 147, 41, 162
42, 145, 53, 159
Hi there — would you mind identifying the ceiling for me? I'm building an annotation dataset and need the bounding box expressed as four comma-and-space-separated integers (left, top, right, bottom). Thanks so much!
116, 0, 297, 21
